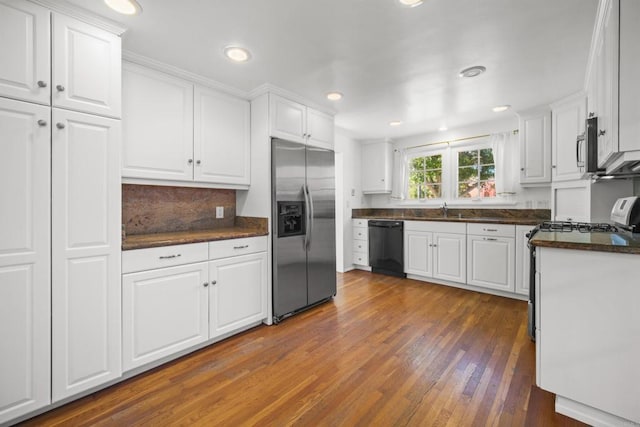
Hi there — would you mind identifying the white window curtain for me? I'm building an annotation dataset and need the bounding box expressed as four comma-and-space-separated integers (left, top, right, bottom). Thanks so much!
490, 131, 516, 197
391, 148, 406, 200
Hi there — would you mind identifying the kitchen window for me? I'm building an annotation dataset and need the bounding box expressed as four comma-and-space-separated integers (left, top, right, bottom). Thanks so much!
407, 151, 444, 200
455, 146, 496, 199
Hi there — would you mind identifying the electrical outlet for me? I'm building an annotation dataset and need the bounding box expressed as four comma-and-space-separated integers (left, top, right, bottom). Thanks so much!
216, 206, 224, 219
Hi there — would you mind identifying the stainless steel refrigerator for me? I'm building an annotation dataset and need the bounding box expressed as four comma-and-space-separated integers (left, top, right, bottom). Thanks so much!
272, 138, 336, 323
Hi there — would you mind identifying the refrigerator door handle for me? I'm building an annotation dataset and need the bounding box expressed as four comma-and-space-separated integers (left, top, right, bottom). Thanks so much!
303, 184, 311, 250
305, 184, 314, 250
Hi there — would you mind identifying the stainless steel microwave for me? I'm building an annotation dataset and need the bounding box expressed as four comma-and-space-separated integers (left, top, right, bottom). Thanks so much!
577, 116, 602, 176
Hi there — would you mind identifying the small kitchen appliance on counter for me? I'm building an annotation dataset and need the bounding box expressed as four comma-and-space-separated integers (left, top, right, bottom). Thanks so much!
610, 196, 640, 233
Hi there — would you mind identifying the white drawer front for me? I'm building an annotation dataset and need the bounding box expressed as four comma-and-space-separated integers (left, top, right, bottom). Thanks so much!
353, 251, 369, 266
122, 243, 209, 274
467, 223, 515, 238
404, 220, 466, 234
209, 236, 268, 260
353, 240, 368, 253
352, 218, 368, 228
353, 227, 368, 241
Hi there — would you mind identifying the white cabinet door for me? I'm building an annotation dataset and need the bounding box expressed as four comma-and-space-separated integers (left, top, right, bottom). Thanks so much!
404, 231, 433, 277
0, 98, 51, 423
618, 0, 640, 153
467, 235, 515, 292
362, 141, 393, 194
209, 252, 267, 339
551, 94, 586, 182
122, 262, 209, 371
51, 109, 121, 401
306, 108, 334, 150
551, 181, 589, 223
519, 107, 551, 185
0, 0, 50, 105
432, 233, 466, 283
514, 226, 533, 296
269, 95, 306, 143
194, 86, 250, 186
51, 13, 121, 118
121, 63, 194, 181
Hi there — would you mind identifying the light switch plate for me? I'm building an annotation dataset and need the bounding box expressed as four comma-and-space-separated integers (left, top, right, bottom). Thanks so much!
216, 206, 224, 219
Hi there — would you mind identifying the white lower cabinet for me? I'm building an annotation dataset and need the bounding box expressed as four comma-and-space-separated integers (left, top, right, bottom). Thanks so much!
122, 262, 209, 371
404, 221, 466, 283
121, 237, 268, 372
466, 224, 515, 293
209, 252, 267, 339
514, 225, 533, 296
352, 219, 369, 267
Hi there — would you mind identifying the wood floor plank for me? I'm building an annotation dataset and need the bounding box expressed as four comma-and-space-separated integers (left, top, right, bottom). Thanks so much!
19, 271, 587, 427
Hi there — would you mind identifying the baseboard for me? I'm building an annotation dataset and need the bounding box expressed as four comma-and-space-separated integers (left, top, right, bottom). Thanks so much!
555, 395, 639, 427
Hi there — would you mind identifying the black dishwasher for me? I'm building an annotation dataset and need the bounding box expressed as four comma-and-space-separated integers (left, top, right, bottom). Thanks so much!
368, 220, 405, 277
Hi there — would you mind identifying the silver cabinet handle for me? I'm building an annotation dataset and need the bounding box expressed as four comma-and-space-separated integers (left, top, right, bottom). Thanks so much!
196, 160, 201, 165
552, 165, 556, 168
188, 159, 193, 165
211, 280, 217, 285
566, 217, 573, 221
483, 228, 498, 232
307, 134, 312, 139
598, 129, 606, 136
159, 254, 181, 259
37, 80, 47, 88
56, 123, 65, 129
56, 85, 65, 92
37, 119, 47, 127
203, 282, 209, 287
233, 245, 249, 250
484, 237, 498, 241
520, 167, 525, 171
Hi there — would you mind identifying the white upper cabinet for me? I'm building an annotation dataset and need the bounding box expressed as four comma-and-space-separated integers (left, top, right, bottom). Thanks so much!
0, 0, 50, 105
0, 97, 51, 424
269, 94, 334, 149
551, 93, 587, 182
362, 141, 393, 194
122, 63, 194, 182
51, 108, 121, 402
518, 106, 552, 185
617, 0, 640, 154
194, 86, 250, 185
52, 14, 121, 118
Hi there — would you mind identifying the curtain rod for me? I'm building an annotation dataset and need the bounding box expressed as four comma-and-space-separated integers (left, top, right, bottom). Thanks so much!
401, 129, 519, 152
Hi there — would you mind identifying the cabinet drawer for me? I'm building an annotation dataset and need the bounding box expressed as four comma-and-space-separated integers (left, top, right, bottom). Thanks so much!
467, 223, 515, 238
122, 243, 209, 274
352, 218, 368, 228
353, 251, 369, 266
353, 240, 368, 253
353, 227, 368, 241
404, 220, 466, 234
209, 236, 267, 260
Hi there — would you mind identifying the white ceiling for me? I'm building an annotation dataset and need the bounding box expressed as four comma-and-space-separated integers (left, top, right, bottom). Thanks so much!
65, 0, 599, 140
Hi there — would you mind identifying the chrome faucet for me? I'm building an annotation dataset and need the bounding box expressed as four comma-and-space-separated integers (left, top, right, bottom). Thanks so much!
442, 202, 448, 218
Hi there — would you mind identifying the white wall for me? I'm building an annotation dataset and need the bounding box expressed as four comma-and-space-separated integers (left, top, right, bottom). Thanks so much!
334, 129, 365, 272
364, 117, 551, 209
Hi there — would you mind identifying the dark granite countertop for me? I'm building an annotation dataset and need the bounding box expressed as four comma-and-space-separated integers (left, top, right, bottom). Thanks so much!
352, 215, 542, 226
122, 227, 269, 251
531, 230, 640, 254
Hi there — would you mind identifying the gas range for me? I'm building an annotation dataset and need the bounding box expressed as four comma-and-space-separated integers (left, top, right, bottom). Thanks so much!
537, 221, 618, 233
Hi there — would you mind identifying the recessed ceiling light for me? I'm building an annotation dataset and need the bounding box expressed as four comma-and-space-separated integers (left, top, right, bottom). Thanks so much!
439, 126, 448, 131
224, 46, 251, 63
104, 0, 142, 15
327, 92, 343, 101
389, 121, 403, 127
492, 105, 511, 112
459, 65, 486, 78
398, 0, 424, 7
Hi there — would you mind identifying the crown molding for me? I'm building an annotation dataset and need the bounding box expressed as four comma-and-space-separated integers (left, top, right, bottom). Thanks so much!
122, 50, 250, 99
249, 83, 336, 116
28, 0, 127, 35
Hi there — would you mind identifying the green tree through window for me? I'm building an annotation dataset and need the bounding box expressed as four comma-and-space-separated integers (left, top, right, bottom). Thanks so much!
408, 153, 442, 199
457, 148, 495, 198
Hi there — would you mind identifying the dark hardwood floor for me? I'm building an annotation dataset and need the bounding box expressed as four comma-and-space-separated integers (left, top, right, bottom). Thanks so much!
20, 270, 586, 426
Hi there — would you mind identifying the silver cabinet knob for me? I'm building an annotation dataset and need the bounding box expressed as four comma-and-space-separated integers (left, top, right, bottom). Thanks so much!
188, 159, 193, 165
196, 160, 201, 165
211, 280, 217, 285
552, 165, 556, 168
56, 123, 65, 129
307, 134, 312, 139
56, 85, 65, 92
520, 167, 525, 171
37, 80, 47, 88
598, 129, 606, 136
37, 119, 47, 127
203, 282, 209, 287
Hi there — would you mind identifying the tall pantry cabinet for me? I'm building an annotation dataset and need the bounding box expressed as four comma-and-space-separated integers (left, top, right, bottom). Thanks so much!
0, 0, 123, 423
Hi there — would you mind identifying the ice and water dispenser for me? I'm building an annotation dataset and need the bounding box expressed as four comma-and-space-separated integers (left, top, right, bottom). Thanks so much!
277, 201, 305, 237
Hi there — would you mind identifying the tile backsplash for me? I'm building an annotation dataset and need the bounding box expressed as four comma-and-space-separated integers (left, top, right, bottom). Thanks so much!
122, 184, 235, 235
